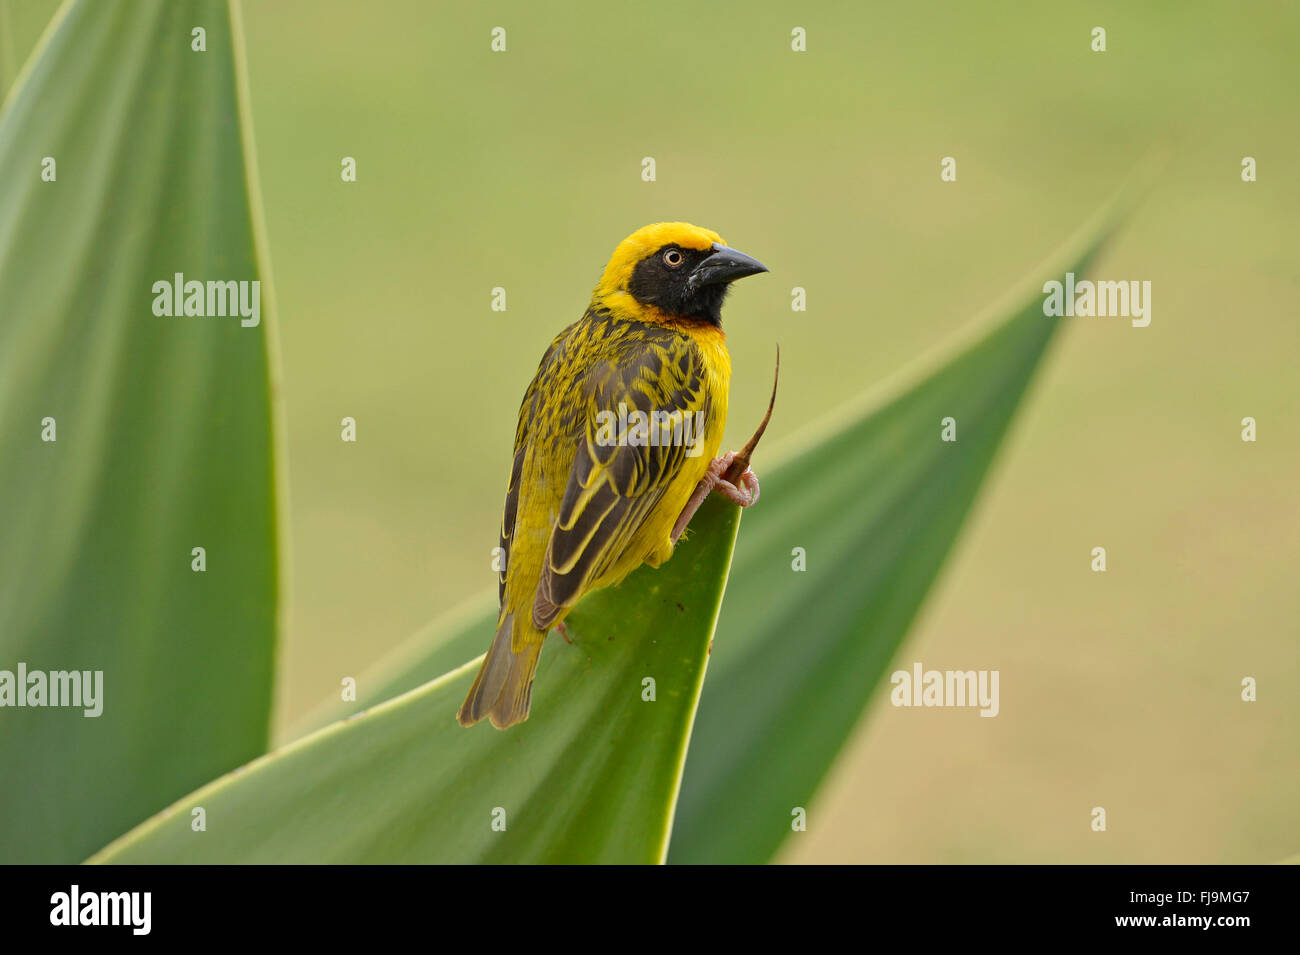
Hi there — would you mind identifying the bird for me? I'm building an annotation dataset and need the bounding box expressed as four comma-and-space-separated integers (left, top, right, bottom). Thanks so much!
457, 222, 769, 729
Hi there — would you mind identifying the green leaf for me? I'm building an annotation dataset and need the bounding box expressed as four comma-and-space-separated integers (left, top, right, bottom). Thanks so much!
0, 0, 62, 101
286, 204, 1124, 864
0, 0, 282, 863
0, 1, 14, 96
667, 251, 1100, 863
90, 182, 1125, 863
89, 497, 739, 864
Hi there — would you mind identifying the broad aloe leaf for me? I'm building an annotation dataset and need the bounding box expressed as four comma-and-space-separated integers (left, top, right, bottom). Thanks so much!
284, 209, 1121, 864
0, 2, 13, 97
667, 243, 1103, 863
0, 0, 281, 863
89, 499, 739, 864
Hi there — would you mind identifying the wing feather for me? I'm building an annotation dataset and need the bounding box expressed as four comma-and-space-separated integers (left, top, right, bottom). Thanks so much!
497, 325, 573, 607
532, 331, 710, 629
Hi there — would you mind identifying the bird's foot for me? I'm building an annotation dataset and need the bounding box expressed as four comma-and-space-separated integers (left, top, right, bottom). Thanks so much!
671, 451, 761, 542
711, 450, 761, 507
554, 620, 573, 645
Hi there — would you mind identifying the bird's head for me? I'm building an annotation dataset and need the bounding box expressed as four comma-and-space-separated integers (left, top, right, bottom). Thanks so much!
592, 222, 768, 327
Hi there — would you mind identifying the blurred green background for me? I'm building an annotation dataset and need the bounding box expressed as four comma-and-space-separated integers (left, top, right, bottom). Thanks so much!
6, 0, 1296, 863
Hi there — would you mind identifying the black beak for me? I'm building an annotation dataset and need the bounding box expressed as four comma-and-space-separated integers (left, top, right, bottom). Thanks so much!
689, 242, 769, 289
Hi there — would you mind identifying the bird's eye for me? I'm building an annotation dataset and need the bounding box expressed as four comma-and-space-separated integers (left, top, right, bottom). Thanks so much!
662, 248, 684, 268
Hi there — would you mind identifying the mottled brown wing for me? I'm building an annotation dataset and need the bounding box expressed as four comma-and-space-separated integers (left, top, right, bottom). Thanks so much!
497, 325, 572, 607
532, 331, 711, 629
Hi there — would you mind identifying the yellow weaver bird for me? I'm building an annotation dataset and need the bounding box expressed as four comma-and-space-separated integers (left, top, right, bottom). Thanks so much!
458, 222, 769, 729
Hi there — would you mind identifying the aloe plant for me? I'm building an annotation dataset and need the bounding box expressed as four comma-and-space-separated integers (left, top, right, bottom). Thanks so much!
90, 498, 739, 864
669, 250, 1097, 863
90, 218, 1116, 863
0, 0, 282, 864
3, 0, 1131, 866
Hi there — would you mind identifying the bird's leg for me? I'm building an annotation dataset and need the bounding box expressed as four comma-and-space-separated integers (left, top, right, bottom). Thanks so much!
671, 451, 761, 542
554, 620, 573, 644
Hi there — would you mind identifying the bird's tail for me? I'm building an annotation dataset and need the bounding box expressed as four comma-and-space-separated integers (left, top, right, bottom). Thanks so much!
457, 612, 544, 729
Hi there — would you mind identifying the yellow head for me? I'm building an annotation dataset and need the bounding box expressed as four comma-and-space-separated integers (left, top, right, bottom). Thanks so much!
592, 222, 767, 327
